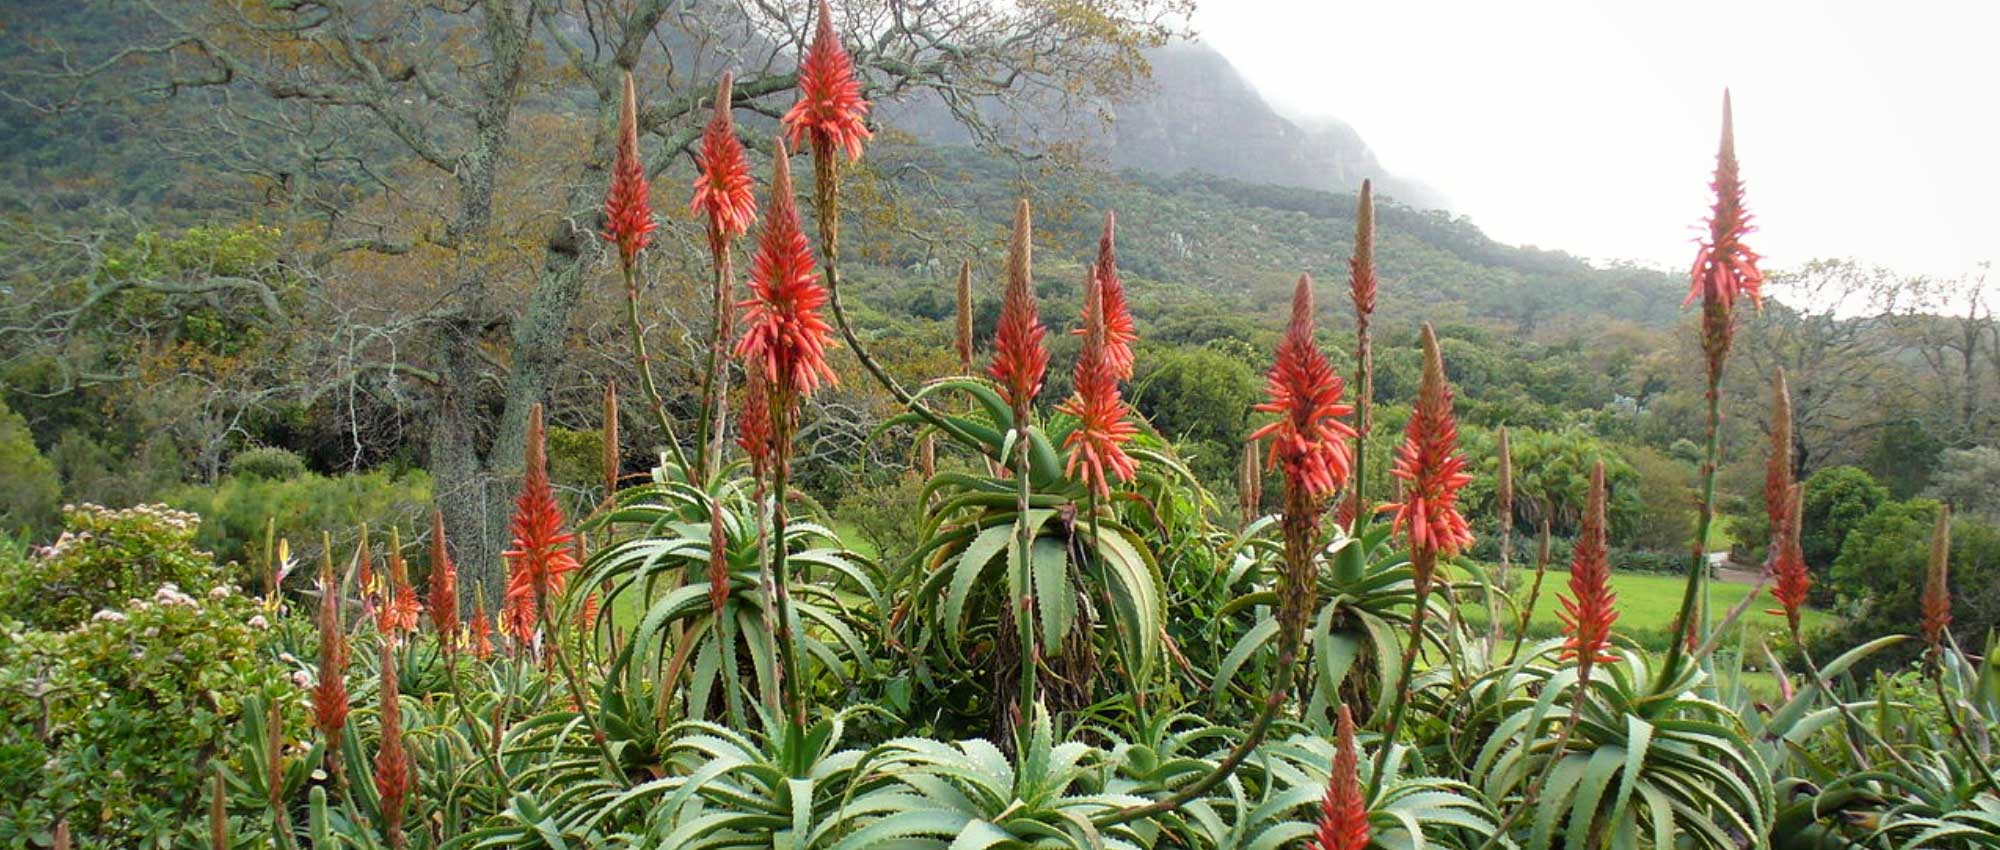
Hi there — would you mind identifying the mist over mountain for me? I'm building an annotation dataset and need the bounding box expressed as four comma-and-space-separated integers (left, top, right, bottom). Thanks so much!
881, 42, 1446, 211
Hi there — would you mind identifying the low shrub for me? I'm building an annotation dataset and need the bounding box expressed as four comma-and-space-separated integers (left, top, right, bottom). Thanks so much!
0, 504, 220, 631
227, 446, 308, 480
168, 468, 432, 574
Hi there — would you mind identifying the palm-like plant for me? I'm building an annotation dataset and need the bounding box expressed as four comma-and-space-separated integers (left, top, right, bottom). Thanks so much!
1476, 649, 1774, 849
577, 469, 881, 731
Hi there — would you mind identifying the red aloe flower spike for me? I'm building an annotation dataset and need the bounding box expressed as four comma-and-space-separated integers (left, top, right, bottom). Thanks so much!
989, 199, 1048, 422
1058, 266, 1138, 498
1250, 274, 1356, 502
503, 404, 581, 645
313, 555, 349, 740
427, 510, 458, 653
1769, 488, 1811, 631
602, 71, 657, 267
1385, 323, 1475, 571
1764, 369, 1795, 548
1082, 211, 1136, 380
955, 259, 975, 372
469, 594, 495, 659
579, 593, 601, 631
1349, 181, 1378, 329
1686, 90, 1762, 312
1923, 504, 1953, 654
373, 640, 411, 850
691, 72, 758, 253
708, 503, 731, 614
735, 136, 838, 399
736, 366, 776, 478
1311, 704, 1371, 850
782, 0, 872, 163
1558, 461, 1619, 667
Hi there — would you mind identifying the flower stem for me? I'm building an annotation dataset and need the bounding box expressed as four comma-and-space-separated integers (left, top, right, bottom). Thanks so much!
1013, 425, 1038, 732
770, 393, 807, 733
694, 247, 734, 480
622, 261, 691, 474
1370, 547, 1434, 798
1662, 367, 1722, 689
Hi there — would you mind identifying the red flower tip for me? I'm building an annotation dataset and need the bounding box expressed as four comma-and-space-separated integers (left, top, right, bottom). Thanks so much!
378, 534, 421, 637
1558, 462, 1619, 666
427, 510, 458, 651
312, 557, 349, 738
737, 366, 776, 478
503, 404, 580, 643
1076, 210, 1136, 380
1386, 323, 1474, 561
989, 199, 1048, 419
1769, 488, 1810, 630
708, 504, 730, 614
1059, 266, 1138, 498
783, 0, 872, 162
1923, 504, 1952, 651
1251, 274, 1356, 502
373, 641, 411, 842
602, 71, 657, 265
469, 595, 495, 659
691, 72, 758, 251
1350, 180, 1377, 321
1685, 90, 1762, 312
735, 137, 838, 400
1312, 704, 1371, 850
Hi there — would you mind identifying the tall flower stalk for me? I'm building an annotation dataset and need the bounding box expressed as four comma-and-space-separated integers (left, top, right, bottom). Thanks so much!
991, 199, 1047, 727
1664, 91, 1762, 681
427, 510, 459, 663
373, 640, 410, 850
1099, 273, 1349, 828
692, 73, 757, 477
602, 70, 689, 473
734, 135, 838, 730
313, 541, 349, 787
502, 404, 580, 658
1346, 180, 1378, 526
1376, 323, 1472, 790
1488, 425, 1513, 649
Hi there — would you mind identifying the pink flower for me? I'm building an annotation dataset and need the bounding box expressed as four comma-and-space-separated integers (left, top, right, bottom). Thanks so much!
735, 137, 837, 399
782, 0, 872, 162
601, 72, 657, 266
1250, 274, 1355, 501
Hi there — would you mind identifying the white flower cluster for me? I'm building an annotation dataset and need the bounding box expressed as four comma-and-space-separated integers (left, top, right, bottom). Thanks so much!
152, 584, 198, 608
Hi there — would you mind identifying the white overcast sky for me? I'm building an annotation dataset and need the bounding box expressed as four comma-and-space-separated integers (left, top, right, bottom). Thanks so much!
1196, 0, 1998, 280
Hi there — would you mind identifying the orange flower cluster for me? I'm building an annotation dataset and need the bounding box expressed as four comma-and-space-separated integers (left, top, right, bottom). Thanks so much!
1923, 506, 1953, 653
373, 641, 411, 849
503, 405, 581, 643
989, 200, 1048, 421
1558, 462, 1619, 666
1386, 324, 1474, 563
736, 140, 837, 401
691, 72, 757, 254
312, 557, 348, 739
1058, 267, 1138, 498
1250, 274, 1355, 501
1087, 212, 1136, 380
427, 511, 458, 653
601, 72, 657, 266
1686, 91, 1762, 312
782, 0, 872, 162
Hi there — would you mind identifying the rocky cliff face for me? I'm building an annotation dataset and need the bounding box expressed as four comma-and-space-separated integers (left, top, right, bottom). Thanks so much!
880, 42, 1445, 210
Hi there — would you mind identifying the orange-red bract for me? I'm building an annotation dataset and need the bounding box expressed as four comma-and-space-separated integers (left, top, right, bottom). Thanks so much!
1923, 505, 1953, 653
602, 71, 657, 265
735, 138, 837, 399
1557, 462, 1619, 666
1058, 268, 1138, 498
783, 0, 872, 162
1385, 324, 1474, 561
1310, 704, 1371, 850
989, 200, 1048, 420
373, 641, 411, 848
1686, 91, 1762, 312
427, 511, 458, 651
691, 72, 757, 251
312, 558, 348, 738
1250, 274, 1355, 501
502, 405, 580, 642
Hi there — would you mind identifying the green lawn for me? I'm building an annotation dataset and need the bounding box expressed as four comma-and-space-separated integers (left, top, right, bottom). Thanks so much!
1448, 563, 1834, 653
